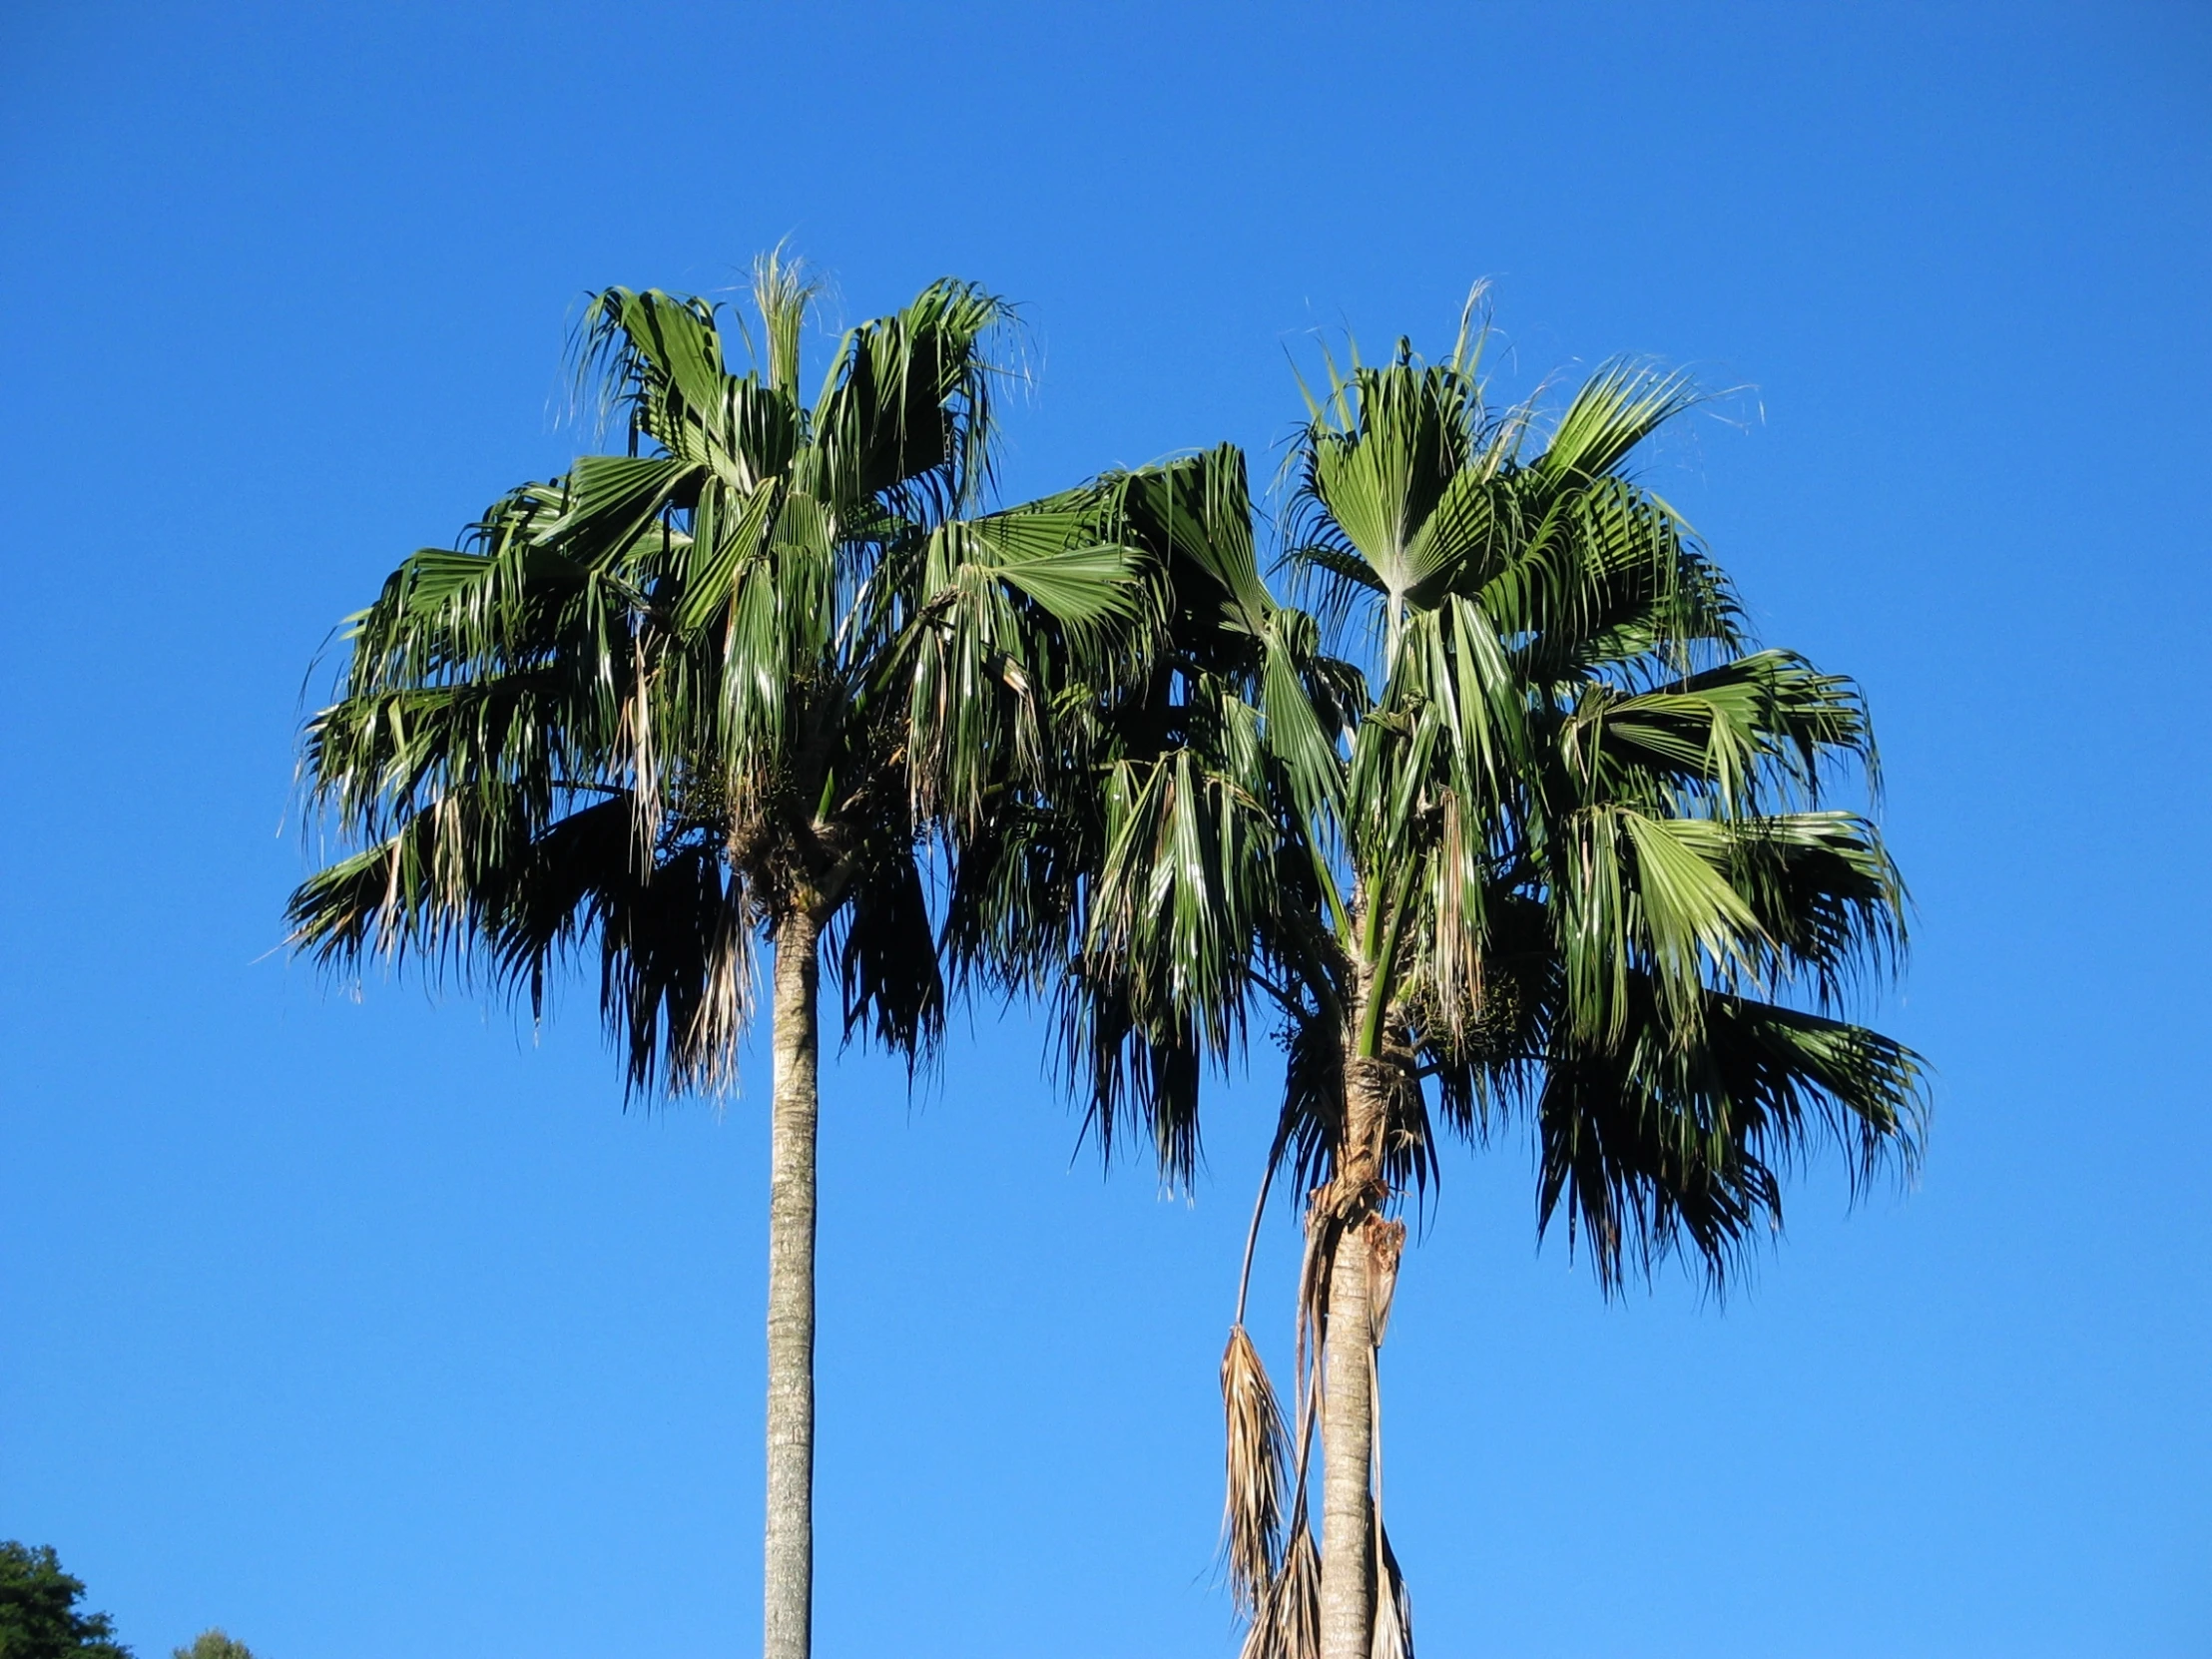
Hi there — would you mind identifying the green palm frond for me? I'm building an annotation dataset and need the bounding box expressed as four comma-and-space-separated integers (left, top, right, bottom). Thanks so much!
748, 248, 823, 400
295, 259, 1136, 1096
1534, 359, 1702, 486
830, 843, 943, 1063
1067, 301, 1924, 1293
1564, 650, 1874, 808
808, 278, 1016, 522
1533, 979, 1926, 1290
959, 297, 1929, 1659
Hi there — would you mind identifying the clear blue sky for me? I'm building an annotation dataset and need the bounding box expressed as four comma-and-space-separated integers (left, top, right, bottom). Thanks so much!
3, 3, 2206, 1655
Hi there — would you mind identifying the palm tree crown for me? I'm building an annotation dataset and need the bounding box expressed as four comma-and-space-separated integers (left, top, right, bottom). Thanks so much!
287, 256, 1149, 1659
1053, 299, 1925, 1659
293, 256, 1138, 1077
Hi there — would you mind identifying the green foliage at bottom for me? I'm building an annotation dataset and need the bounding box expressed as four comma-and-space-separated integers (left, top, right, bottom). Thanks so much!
0, 1541, 131, 1659
172, 1633, 255, 1659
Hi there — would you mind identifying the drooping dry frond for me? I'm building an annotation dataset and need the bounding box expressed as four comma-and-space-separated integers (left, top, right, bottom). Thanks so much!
1222, 1325, 1290, 1617
1292, 1195, 1339, 1461
1373, 1525, 1415, 1659
1362, 1216, 1406, 1350
1240, 1517, 1321, 1659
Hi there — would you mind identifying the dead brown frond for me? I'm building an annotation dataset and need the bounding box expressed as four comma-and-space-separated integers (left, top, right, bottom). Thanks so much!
1293, 1193, 1341, 1448
1373, 1524, 1415, 1659
678, 888, 756, 1096
1240, 1515, 1321, 1659
1225, 1193, 1332, 1659
621, 635, 665, 854
1363, 1215, 1407, 1349
1222, 1324, 1290, 1616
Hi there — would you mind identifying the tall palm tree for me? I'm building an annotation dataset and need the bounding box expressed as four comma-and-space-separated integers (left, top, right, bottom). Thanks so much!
287, 257, 1148, 1659
1053, 305, 1926, 1659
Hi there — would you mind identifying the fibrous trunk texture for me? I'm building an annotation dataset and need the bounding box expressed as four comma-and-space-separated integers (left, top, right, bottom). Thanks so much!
765, 909, 822, 1659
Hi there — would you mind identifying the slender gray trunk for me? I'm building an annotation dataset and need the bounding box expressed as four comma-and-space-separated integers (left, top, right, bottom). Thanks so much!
765, 909, 822, 1659
1319, 1054, 1388, 1659
1319, 1221, 1377, 1659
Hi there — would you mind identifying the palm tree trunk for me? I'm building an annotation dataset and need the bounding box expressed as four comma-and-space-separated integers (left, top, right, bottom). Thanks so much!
1319, 1054, 1389, 1659
1318, 1219, 1377, 1659
765, 908, 822, 1659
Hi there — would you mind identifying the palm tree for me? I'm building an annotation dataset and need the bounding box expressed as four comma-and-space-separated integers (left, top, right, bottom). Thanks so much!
287, 256, 1148, 1659
1055, 304, 1926, 1659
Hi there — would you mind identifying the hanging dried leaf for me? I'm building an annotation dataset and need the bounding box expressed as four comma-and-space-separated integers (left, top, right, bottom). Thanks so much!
1222, 1324, 1289, 1615
1241, 1516, 1321, 1659
1372, 1523, 1415, 1659
1364, 1215, 1407, 1348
